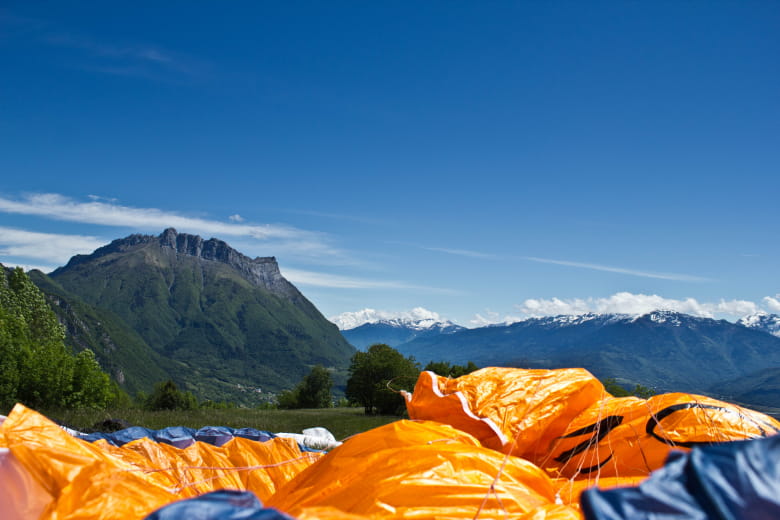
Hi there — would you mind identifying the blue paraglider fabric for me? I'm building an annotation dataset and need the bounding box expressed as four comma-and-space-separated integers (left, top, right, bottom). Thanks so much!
144, 489, 295, 520
581, 434, 780, 520
79, 425, 275, 448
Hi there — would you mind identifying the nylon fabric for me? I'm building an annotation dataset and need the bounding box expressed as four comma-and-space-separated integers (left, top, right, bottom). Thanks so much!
0, 404, 321, 519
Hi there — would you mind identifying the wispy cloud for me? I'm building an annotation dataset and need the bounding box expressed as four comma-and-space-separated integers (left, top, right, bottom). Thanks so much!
0, 226, 106, 269
523, 256, 711, 282
3, 13, 205, 80
0, 193, 341, 261
423, 246, 496, 259
281, 267, 458, 294
517, 292, 761, 320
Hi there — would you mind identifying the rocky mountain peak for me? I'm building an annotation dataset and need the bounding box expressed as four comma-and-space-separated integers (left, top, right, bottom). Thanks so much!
57, 229, 300, 302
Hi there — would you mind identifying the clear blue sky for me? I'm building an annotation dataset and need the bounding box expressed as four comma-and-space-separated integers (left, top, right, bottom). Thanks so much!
1, 2, 778, 326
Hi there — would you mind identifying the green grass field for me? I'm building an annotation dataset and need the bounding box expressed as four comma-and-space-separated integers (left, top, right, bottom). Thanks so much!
46, 407, 401, 441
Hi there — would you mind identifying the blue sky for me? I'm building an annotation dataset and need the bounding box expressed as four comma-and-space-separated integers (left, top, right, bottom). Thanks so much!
1, 2, 778, 327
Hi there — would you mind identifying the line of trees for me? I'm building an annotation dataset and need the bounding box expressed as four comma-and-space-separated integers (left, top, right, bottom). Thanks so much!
0, 266, 117, 412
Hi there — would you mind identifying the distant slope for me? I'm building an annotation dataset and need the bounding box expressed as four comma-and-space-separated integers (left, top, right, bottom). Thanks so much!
395, 311, 780, 405
714, 368, 780, 409
45, 228, 355, 404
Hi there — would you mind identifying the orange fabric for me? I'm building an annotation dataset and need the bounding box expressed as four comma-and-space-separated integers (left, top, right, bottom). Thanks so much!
0, 404, 321, 520
269, 419, 581, 519
405, 368, 780, 484
3, 367, 780, 520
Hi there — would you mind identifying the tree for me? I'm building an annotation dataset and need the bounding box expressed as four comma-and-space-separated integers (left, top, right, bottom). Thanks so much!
297, 365, 333, 408
603, 378, 656, 399
423, 360, 479, 378
0, 266, 114, 412
277, 365, 333, 409
346, 344, 420, 415
145, 380, 198, 411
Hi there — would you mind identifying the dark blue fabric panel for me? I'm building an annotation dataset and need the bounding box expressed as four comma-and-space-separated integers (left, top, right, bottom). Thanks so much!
233, 427, 275, 443
78, 425, 277, 448
153, 426, 198, 449
144, 490, 295, 520
79, 426, 156, 447
195, 426, 237, 447
581, 434, 780, 520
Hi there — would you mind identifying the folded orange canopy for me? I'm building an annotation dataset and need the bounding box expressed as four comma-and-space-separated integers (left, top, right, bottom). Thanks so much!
2, 367, 778, 520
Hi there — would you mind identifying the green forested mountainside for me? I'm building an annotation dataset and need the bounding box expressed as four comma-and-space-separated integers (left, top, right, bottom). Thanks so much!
31, 229, 355, 405
27, 270, 170, 394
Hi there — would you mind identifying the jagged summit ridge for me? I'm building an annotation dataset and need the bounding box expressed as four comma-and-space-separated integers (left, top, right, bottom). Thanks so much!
56, 228, 298, 301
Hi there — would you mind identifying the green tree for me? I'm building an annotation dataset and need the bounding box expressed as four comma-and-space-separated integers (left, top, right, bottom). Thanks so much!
69, 349, 113, 409
346, 343, 420, 415
603, 378, 656, 399
423, 360, 479, 378
277, 365, 333, 409
146, 380, 198, 411
0, 266, 114, 412
296, 365, 333, 408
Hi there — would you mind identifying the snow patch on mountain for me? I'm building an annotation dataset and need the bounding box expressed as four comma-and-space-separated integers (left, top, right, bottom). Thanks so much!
738, 313, 780, 337
331, 307, 452, 331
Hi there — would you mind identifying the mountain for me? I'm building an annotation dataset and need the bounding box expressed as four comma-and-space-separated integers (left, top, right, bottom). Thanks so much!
738, 313, 780, 338
38, 228, 355, 404
394, 311, 780, 407
713, 368, 780, 409
27, 270, 169, 394
340, 317, 465, 350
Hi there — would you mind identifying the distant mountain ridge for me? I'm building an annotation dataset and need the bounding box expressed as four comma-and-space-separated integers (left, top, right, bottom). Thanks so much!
371, 310, 780, 409
34, 228, 355, 404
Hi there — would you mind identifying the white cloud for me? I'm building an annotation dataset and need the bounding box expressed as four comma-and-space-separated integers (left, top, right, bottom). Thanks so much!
764, 295, 780, 313
469, 311, 523, 328
330, 307, 444, 329
523, 256, 712, 282
515, 292, 761, 320
228, 214, 245, 222
423, 247, 496, 259
0, 226, 107, 267
281, 267, 457, 294
0, 193, 341, 261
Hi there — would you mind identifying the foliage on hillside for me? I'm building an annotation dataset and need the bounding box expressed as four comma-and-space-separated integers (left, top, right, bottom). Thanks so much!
0, 265, 117, 413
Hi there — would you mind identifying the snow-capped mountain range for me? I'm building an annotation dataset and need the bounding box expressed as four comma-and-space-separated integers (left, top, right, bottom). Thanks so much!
334, 308, 780, 409
331, 307, 456, 330
332, 308, 464, 350
334, 307, 780, 337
